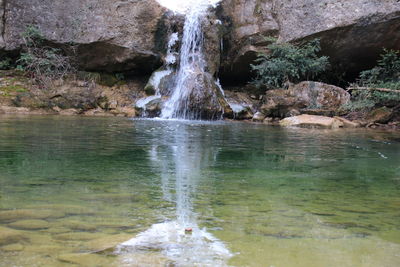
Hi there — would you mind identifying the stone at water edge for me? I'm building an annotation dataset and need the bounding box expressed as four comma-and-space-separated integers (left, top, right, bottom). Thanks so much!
252, 112, 266, 122
334, 116, 360, 128
280, 114, 345, 129
367, 107, 393, 124
225, 91, 256, 120
59, 108, 80, 116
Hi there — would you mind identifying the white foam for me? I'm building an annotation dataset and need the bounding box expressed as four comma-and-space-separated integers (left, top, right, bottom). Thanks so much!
117, 221, 232, 266
165, 32, 179, 65
135, 95, 160, 109
157, 0, 221, 14
228, 102, 245, 113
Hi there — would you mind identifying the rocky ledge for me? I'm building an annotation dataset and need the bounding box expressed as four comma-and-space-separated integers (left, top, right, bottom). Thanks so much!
1, 69, 398, 130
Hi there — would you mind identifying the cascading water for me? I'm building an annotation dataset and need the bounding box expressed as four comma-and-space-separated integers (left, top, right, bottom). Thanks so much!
161, 5, 206, 119
157, 0, 227, 120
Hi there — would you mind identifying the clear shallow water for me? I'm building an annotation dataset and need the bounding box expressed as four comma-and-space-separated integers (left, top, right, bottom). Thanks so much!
0, 115, 399, 267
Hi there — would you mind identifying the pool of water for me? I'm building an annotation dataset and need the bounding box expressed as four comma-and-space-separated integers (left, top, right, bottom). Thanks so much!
0, 115, 399, 267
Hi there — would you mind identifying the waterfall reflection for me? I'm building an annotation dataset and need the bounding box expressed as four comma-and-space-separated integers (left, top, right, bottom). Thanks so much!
117, 121, 231, 266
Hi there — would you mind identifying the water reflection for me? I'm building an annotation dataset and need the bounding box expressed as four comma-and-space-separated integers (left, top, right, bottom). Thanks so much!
117, 120, 232, 266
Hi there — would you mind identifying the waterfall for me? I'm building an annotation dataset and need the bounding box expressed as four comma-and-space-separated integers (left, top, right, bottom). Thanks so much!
135, 0, 233, 120
159, 0, 224, 120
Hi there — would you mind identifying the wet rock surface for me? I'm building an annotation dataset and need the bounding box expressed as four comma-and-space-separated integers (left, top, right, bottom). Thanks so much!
225, 91, 256, 119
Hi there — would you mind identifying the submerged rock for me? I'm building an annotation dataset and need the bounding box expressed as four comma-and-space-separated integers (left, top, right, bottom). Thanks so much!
0, 226, 28, 246
85, 234, 132, 252
59, 220, 97, 232
8, 219, 50, 230
0, 209, 65, 223
0, 243, 24, 252
53, 232, 105, 241
58, 253, 109, 266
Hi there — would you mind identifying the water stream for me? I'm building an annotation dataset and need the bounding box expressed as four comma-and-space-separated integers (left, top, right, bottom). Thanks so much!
152, 0, 224, 120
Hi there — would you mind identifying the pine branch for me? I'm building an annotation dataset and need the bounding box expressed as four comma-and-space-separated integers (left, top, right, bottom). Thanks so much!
346, 86, 400, 93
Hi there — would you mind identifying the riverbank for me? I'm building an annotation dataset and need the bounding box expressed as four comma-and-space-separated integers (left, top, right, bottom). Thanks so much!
1, 70, 399, 130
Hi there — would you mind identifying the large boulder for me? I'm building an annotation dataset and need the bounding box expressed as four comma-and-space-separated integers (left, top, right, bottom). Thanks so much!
218, 0, 400, 82
280, 114, 345, 128
260, 81, 350, 118
1, 0, 166, 73
292, 81, 350, 110
167, 71, 232, 120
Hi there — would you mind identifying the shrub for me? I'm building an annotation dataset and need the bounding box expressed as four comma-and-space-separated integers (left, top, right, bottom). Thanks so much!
250, 38, 329, 89
359, 49, 400, 86
345, 49, 400, 111
0, 57, 12, 70
16, 25, 75, 88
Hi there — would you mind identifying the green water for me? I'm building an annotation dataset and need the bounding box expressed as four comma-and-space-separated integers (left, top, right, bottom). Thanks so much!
0, 115, 399, 267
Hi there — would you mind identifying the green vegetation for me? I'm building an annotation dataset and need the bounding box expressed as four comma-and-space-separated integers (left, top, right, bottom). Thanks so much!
344, 49, 400, 111
16, 25, 75, 88
250, 38, 329, 89
0, 58, 13, 70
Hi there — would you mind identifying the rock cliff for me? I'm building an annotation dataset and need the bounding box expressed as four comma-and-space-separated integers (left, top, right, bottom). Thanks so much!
0, 0, 166, 73
218, 0, 400, 83
2, 0, 399, 79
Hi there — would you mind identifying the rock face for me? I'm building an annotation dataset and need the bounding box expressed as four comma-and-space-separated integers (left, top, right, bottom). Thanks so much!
1, 0, 166, 73
0, 0, 4, 50
219, 0, 400, 82
260, 81, 350, 118
0, 70, 144, 117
